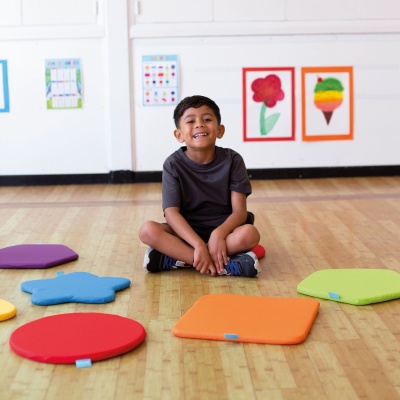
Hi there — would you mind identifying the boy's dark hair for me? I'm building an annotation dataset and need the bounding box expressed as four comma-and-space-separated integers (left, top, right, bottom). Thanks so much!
173, 95, 221, 128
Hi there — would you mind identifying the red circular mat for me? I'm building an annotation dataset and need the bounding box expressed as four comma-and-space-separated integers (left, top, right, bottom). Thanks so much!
10, 313, 146, 364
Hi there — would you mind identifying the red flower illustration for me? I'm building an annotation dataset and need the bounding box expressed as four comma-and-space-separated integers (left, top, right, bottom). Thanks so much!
250, 74, 285, 136
251, 74, 284, 107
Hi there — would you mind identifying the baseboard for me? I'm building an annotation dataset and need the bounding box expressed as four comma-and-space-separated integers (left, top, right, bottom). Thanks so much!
0, 166, 399, 186
0, 171, 161, 186
247, 165, 400, 180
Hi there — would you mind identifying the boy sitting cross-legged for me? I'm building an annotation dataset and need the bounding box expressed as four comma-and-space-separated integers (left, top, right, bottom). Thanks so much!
139, 95, 261, 277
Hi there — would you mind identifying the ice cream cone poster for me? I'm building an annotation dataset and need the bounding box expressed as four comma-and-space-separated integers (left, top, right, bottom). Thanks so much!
302, 66, 353, 141
242, 67, 295, 141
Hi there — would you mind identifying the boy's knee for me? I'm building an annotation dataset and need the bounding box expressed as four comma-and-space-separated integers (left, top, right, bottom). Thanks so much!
244, 225, 260, 248
139, 220, 166, 244
230, 225, 257, 247
138, 221, 153, 242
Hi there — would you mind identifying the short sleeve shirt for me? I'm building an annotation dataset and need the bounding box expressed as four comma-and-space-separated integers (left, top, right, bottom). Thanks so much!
162, 146, 252, 230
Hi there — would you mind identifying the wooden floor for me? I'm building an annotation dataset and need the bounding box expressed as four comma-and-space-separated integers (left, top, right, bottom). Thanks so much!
1, 177, 400, 400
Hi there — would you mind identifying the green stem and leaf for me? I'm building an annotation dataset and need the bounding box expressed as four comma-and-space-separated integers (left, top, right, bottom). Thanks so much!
259, 103, 280, 136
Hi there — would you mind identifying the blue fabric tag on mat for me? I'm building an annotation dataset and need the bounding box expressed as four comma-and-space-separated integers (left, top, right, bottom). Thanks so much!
224, 333, 239, 340
76, 358, 92, 368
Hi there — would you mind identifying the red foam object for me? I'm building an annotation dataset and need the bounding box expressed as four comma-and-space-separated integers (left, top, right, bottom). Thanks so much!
251, 244, 266, 259
10, 313, 146, 364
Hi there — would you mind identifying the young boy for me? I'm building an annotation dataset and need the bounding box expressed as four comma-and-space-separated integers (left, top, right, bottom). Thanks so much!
139, 95, 261, 277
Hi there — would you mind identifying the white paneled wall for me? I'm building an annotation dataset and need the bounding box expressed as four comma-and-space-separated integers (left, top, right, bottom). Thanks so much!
134, 0, 213, 23
214, 0, 285, 22
0, 0, 97, 27
21, 0, 97, 26
132, 0, 400, 25
285, 0, 359, 21
1, 0, 400, 176
130, 0, 400, 171
131, 34, 400, 171
0, 0, 21, 26
0, 0, 132, 176
360, 0, 400, 19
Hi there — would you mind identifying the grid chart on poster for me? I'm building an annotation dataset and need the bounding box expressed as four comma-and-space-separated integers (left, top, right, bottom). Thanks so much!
142, 55, 178, 106
45, 59, 82, 110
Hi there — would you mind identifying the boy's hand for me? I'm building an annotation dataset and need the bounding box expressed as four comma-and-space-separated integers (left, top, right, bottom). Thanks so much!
193, 243, 217, 276
208, 231, 228, 275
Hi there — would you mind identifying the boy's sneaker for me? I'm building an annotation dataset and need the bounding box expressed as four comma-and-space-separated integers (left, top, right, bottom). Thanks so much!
143, 247, 188, 273
220, 251, 260, 277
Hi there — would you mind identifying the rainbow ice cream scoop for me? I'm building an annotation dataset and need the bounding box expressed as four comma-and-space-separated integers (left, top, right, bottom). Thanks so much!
314, 77, 344, 124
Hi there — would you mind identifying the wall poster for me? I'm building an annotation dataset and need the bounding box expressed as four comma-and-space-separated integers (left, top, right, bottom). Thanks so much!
45, 59, 82, 110
142, 55, 179, 106
242, 67, 295, 141
0, 60, 10, 113
302, 66, 354, 141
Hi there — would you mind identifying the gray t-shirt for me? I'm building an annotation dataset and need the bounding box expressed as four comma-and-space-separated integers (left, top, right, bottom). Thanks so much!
162, 146, 252, 230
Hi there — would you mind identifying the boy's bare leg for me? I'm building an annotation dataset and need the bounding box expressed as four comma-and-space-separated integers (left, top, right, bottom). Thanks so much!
139, 221, 195, 265
225, 224, 260, 256
140, 221, 261, 277
140, 222, 260, 260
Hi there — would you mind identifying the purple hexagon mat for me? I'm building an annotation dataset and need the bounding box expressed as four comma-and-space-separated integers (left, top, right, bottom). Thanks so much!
0, 244, 78, 269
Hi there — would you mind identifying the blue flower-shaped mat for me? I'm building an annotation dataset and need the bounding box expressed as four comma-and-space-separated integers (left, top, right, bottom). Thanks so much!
21, 272, 131, 306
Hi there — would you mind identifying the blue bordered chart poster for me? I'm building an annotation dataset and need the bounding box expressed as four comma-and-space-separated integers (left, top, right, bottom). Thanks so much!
0, 60, 10, 113
142, 55, 178, 106
45, 59, 82, 109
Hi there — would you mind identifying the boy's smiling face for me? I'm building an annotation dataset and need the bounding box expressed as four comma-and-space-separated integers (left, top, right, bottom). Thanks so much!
174, 105, 225, 152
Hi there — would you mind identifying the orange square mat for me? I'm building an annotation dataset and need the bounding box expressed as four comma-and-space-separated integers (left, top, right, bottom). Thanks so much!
173, 294, 320, 344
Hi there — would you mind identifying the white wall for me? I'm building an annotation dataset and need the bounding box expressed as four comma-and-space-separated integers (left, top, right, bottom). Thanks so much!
0, 0, 132, 176
130, 0, 400, 172
1, 0, 400, 176
131, 34, 400, 171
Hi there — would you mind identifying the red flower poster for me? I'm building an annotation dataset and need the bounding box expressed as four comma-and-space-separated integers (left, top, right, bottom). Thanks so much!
242, 67, 295, 141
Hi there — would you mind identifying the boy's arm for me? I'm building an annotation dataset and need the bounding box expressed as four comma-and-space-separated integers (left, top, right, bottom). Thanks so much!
208, 191, 248, 273
164, 207, 217, 275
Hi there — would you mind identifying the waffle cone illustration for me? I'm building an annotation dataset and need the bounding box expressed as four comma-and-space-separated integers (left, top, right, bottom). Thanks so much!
322, 111, 333, 124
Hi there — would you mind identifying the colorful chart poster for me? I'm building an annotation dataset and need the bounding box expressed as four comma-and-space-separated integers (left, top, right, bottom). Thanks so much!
45, 59, 82, 110
142, 55, 178, 106
0, 60, 10, 113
